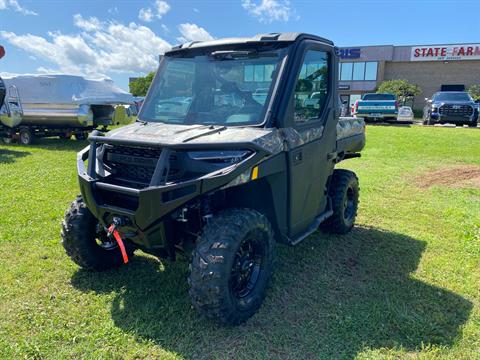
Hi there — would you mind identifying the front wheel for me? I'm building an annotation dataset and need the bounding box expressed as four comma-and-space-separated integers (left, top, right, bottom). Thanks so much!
321, 169, 359, 234
74, 131, 88, 141
61, 196, 135, 271
188, 208, 275, 325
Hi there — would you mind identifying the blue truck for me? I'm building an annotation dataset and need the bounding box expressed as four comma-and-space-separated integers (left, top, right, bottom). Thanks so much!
352, 93, 398, 121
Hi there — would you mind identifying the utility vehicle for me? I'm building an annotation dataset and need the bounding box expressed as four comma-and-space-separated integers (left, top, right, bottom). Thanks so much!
62, 33, 365, 325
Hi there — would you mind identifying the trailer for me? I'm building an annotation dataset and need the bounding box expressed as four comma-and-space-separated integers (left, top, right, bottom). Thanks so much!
0, 74, 136, 144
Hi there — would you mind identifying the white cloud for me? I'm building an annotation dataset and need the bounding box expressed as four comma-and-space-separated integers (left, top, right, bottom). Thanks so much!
155, 0, 170, 16
73, 14, 102, 32
0, 17, 173, 77
242, 0, 293, 22
138, 7, 154, 22
177, 23, 214, 43
139, 0, 170, 22
0, 0, 37, 15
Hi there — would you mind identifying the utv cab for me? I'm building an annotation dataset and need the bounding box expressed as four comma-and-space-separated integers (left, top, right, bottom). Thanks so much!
62, 33, 365, 325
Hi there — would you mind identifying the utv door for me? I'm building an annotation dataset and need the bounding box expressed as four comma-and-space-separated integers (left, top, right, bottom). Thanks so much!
285, 43, 338, 238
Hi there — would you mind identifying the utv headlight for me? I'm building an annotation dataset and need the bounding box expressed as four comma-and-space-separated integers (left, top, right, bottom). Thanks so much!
187, 150, 253, 164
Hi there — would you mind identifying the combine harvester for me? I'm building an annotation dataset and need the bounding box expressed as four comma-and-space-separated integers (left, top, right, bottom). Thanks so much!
0, 74, 136, 145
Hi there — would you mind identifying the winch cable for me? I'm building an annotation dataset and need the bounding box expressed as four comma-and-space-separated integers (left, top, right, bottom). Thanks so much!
107, 224, 129, 264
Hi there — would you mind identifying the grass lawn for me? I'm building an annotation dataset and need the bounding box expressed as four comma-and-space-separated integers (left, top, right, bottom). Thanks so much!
0, 125, 479, 359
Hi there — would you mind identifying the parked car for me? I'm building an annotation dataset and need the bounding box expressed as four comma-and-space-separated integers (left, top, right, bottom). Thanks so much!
397, 106, 414, 122
352, 93, 398, 121
423, 91, 478, 127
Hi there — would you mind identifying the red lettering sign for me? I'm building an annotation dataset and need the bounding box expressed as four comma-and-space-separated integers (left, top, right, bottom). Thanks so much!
411, 44, 480, 61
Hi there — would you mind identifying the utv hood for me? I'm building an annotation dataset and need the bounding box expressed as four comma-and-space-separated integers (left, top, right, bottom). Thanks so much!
99, 122, 285, 154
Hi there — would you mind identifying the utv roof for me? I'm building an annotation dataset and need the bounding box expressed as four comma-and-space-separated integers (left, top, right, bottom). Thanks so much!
166, 32, 334, 54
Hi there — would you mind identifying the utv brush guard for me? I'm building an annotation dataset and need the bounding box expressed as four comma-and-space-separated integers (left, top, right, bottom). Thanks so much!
77, 132, 269, 251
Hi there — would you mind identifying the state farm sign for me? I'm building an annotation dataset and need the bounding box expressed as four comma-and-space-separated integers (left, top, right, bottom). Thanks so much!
411, 44, 480, 61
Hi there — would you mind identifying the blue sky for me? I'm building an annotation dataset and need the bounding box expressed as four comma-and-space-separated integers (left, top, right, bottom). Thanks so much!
1, 0, 479, 90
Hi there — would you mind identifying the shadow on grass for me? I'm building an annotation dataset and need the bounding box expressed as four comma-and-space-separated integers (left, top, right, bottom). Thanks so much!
71, 226, 472, 359
0, 148, 31, 164
29, 138, 87, 152
366, 122, 413, 127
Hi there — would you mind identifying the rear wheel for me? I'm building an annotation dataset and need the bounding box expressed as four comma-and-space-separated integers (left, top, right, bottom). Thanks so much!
188, 208, 274, 325
61, 196, 135, 271
19, 128, 34, 145
321, 169, 359, 234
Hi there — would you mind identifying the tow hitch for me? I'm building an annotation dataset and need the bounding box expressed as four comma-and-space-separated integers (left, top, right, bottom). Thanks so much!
107, 217, 129, 264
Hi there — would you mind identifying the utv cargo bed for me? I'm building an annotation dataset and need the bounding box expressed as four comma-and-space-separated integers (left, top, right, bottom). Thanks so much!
336, 116, 365, 155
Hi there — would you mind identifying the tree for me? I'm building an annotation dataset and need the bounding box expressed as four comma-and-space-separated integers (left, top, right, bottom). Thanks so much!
467, 84, 480, 101
376, 79, 421, 105
129, 72, 155, 96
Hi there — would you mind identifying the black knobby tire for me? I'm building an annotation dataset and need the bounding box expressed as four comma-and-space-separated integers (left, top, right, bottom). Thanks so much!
61, 196, 134, 271
188, 208, 275, 325
19, 128, 34, 145
321, 169, 359, 234
74, 132, 88, 141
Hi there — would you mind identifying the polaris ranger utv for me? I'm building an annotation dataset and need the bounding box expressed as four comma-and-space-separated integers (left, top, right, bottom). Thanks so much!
62, 33, 365, 325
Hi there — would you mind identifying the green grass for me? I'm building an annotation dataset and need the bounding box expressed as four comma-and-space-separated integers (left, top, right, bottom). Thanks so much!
0, 125, 479, 360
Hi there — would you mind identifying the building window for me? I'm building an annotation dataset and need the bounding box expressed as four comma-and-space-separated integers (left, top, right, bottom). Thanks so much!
340, 62, 353, 81
293, 50, 329, 123
364, 61, 378, 81
340, 61, 378, 81
352, 62, 365, 81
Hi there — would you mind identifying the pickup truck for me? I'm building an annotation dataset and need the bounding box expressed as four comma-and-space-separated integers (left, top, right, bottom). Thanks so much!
423, 91, 478, 127
352, 93, 398, 121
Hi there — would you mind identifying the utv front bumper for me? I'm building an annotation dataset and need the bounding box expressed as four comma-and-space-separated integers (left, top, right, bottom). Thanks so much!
76, 135, 266, 250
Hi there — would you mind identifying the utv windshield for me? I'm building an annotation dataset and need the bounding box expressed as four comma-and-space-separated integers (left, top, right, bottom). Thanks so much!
139, 48, 286, 126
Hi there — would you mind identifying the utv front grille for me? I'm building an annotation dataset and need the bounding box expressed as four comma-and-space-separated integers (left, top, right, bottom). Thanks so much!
102, 145, 181, 188
439, 104, 473, 117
